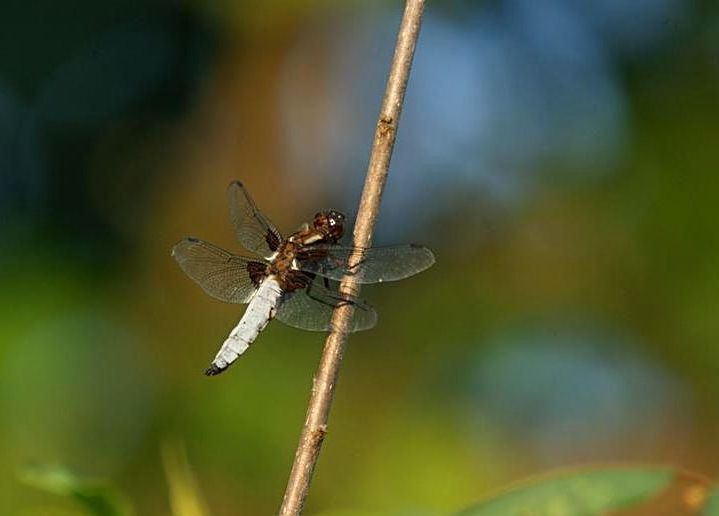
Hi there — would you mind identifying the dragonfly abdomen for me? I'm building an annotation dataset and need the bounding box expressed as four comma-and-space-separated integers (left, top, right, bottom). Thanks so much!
205, 276, 283, 376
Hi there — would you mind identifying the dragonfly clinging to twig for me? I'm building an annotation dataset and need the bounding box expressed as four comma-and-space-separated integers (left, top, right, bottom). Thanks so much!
172, 181, 435, 376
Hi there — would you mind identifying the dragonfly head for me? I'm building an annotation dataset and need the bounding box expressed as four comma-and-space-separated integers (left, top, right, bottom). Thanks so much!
313, 210, 346, 242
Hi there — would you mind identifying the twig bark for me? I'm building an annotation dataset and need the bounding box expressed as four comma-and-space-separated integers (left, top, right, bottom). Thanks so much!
278, 1, 426, 514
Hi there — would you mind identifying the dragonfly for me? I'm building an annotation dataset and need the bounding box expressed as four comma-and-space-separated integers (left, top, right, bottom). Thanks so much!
172, 181, 435, 376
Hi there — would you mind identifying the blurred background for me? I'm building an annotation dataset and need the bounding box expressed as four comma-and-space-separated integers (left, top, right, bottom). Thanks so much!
1, 0, 719, 514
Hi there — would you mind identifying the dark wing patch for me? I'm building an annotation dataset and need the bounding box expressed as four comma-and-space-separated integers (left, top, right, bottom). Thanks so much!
281, 270, 313, 292
246, 260, 269, 288
265, 229, 281, 253
227, 181, 283, 259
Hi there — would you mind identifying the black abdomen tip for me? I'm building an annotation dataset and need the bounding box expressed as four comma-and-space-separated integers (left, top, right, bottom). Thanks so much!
205, 364, 225, 376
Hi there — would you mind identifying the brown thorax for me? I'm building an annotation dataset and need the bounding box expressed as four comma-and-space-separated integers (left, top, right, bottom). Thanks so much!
266, 210, 347, 292
288, 210, 346, 246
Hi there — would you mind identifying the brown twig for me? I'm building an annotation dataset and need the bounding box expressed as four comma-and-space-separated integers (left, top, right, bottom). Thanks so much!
278, 1, 426, 514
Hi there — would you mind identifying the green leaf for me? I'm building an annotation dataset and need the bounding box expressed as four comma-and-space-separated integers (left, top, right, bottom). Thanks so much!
704, 486, 719, 515
457, 467, 674, 516
162, 441, 211, 516
20, 466, 133, 516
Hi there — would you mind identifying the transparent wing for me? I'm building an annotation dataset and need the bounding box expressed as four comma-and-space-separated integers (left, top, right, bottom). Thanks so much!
276, 279, 377, 332
226, 181, 283, 259
296, 244, 435, 284
171, 237, 262, 304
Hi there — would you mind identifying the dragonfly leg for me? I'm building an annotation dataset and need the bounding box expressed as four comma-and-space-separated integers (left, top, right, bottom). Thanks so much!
346, 258, 366, 274
306, 283, 355, 308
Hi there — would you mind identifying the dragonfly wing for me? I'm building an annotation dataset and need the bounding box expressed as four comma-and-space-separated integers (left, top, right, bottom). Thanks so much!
171, 237, 264, 304
296, 244, 435, 284
226, 181, 283, 259
275, 279, 377, 332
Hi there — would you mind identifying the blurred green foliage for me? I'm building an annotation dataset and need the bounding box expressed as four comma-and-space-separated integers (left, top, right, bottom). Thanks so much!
20, 466, 133, 516
705, 490, 719, 516
1, 0, 719, 514
456, 468, 673, 515
162, 442, 210, 516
